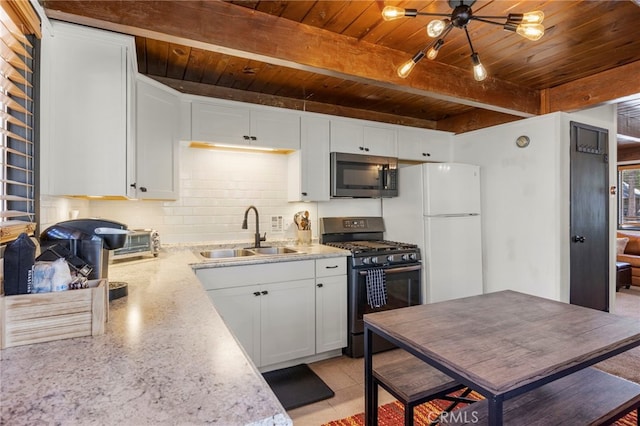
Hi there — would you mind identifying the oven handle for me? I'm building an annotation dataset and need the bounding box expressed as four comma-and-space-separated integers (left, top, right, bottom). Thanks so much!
358, 264, 422, 275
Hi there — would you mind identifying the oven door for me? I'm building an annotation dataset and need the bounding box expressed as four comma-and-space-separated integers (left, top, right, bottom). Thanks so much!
350, 263, 422, 334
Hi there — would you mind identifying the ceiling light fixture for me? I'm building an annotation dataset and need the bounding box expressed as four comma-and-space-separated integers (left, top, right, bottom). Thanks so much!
382, 0, 545, 81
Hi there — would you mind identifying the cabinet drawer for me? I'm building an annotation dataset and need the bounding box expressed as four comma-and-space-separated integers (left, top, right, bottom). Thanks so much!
196, 260, 315, 290
316, 257, 347, 277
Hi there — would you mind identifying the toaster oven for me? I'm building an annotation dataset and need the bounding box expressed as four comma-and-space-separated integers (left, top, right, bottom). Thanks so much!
111, 229, 160, 260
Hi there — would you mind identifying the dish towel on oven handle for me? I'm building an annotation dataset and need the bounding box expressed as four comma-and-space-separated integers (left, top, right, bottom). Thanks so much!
366, 268, 387, 308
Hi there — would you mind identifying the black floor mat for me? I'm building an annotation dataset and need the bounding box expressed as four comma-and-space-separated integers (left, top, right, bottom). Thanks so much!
262, 363, 335, 410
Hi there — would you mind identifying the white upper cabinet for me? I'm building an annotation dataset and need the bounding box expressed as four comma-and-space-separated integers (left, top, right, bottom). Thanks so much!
191, 100, 249, 144
330, 119, 397, 157
43, 21, 136, 198
135, 76, 180, 200
191, 98, 300, 149
250, 109, 301, 149
397, 127, 452, 162
288, 116, 331, 202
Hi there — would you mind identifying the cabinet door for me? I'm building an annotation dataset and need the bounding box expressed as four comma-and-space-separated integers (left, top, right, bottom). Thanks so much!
136, 77, 179, 199
363, 125, 398, 157
288, 116, 330, 201
191, 101, 250, 144
250, 109, 300, 149
315, 274, 347, 353
208, 286, 261, 365
47, 22, 133, 197
397, 127, 451, 162
260, 279, 316, 367
330, 120, 364, 154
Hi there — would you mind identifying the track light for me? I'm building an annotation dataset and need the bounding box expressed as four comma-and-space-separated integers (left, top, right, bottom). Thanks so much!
384, 0, 545, 81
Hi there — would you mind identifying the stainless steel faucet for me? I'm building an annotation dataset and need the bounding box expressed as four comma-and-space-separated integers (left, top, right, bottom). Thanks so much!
242, 205, 266, 248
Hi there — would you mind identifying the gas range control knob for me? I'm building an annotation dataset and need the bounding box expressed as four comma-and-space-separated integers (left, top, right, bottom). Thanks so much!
362, 257, 371, 265
371, 257, 379, 264
387, 255, 396, 263
402, 253, 416, 261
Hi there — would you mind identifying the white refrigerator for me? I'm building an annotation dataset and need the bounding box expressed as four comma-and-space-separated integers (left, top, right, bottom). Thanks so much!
383, 163, 483, 303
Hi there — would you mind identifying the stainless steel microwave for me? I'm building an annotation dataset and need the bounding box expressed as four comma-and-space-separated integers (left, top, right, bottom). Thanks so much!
330, 152, 398, 198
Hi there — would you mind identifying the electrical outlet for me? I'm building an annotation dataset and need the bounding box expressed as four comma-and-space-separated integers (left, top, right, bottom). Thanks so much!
270, 215, 284, 232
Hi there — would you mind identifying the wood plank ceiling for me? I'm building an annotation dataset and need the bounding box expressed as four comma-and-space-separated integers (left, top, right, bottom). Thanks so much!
42, 0, 640, 138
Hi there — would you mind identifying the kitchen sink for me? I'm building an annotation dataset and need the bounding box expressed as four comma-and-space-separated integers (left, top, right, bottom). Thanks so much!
198, 246, 299, 259
199, 248, 256, 259
247, 247, 299, 255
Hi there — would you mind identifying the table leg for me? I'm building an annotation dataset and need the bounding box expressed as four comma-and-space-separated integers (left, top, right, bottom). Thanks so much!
488, 395, 503, 425
364, 326, 376, 426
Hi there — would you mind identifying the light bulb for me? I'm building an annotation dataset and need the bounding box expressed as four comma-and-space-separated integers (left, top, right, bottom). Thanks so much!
397, 51, 425, 78
427, 19, 446, 37
382, 6, 406, 21
507, 11, 544, 24
471, 53, 487, 81
516, 23, 544, 41
522, 11, 544, 24
473, 63, 487, 81
426, 39, 444, 60
397, 60, 416, 78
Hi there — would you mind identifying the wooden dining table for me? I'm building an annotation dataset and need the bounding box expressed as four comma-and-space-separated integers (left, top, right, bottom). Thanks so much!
363, 290, 640, 425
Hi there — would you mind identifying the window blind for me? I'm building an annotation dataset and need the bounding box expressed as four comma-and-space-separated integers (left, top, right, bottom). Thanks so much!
0, 1, 39, 244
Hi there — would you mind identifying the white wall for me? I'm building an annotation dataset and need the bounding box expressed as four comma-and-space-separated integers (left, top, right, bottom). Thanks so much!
453, 113, 566, 300
453, 107, 617, 304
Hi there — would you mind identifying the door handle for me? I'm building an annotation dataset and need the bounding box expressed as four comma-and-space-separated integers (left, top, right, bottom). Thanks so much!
572, 235, 586, 243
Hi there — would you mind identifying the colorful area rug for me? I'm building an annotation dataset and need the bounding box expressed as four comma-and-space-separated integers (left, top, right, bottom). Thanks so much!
322, 394, 638, 426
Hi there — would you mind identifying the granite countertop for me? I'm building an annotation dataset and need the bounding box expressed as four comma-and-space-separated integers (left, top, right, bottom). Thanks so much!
0, 243, 349, 425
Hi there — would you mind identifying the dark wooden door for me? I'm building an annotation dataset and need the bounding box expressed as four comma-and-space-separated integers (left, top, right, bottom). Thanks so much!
570, 121, 609, 311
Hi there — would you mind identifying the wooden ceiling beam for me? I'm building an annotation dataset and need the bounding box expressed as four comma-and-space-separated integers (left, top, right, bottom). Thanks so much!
436, 109, 524, 134
42, 0, 540, 118
153, 76, 438, 129
546, 60, 640, 113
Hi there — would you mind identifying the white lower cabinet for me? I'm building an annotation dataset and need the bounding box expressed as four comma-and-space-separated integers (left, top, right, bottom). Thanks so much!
315, 258, 348, 353
197, 257, 347, 368
210, 279, 315, 366
207, 284, 262, 362
259, 279, 316, 366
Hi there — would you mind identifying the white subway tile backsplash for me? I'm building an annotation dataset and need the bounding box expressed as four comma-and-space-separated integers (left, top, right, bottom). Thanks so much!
80, 149, 319, 244
40, 147, 380, 244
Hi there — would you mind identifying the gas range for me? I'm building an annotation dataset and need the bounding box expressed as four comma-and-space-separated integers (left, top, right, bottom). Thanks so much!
319, 217, 421, 267
323, 240, 419, 267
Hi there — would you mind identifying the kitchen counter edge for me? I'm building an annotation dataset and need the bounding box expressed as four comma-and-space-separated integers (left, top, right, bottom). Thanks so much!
0, 244, 349, 425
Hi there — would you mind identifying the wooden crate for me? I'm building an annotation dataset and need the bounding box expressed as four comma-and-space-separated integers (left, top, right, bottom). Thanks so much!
0, 220, 35, 244
0, 279, 108, 349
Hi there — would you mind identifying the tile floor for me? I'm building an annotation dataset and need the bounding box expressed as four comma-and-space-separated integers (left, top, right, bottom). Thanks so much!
288, 354, 395, 425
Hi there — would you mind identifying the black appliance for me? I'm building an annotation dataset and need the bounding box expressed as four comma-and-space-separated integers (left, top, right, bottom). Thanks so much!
330, 152, 398, 198
319, 217, 421, 358
40, 218, 129, 280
